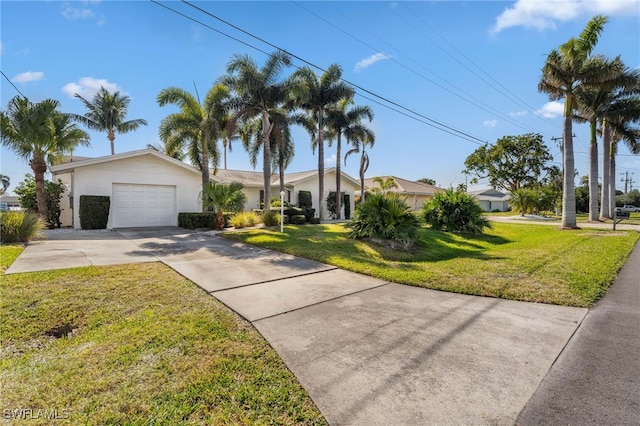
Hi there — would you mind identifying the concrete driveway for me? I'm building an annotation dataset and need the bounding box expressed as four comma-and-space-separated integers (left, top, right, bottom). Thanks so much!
6, 227, 588, 424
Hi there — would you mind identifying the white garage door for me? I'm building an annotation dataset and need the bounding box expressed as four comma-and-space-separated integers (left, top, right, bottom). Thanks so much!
112, 184, 176, 228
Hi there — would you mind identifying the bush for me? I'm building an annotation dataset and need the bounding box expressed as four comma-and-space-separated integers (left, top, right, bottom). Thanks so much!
0, 211, 45, 243
231, 211, 261, 229
14, 174, 65, 229
423, 189, 492, 236
178, 212, 217, 229
345, 193, 420, 248
310, 217, 321, 224
289, 215, 306, 225
79, 195, 110, 230
262, 211, 281, 227
298, 190, 312, 209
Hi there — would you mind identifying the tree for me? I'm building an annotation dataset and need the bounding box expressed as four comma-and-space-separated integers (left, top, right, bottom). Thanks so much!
370, 176, 398, 195
423, 188, 492, 236
463, 133, 553, 193
417, 178, 436, 186
73, 86, 147, 155
293, 64, 354, 220
345, 129, 375, 202
539, 15, 610, 228
1, 96, 89, 218
0, 174, 9, 196
221, 51, 294, 214
202, 181, 247, 230
157, 85, 225, 210
14, 174, 66, 228
146, 140, 186, 161
326, 98, 374, 219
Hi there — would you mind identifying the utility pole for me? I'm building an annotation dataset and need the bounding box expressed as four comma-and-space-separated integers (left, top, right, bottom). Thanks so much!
620, 171, 635, 193
551, 136, 563, 179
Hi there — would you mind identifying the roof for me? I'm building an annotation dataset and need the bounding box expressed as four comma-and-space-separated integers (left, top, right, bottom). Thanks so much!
50, 148, 203, 176
213, 167, 360, 188
468, 188, 510, 201
364, 176, 443, 195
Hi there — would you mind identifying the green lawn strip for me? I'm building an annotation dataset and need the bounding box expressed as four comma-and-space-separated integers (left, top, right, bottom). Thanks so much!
223, 222, 639, 307
1, 260, 326, 425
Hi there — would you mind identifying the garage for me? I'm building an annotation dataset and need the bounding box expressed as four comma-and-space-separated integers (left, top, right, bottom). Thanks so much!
112, 184, 176, 228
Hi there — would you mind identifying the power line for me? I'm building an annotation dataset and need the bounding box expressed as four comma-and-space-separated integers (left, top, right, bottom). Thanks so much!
0, 70, 26, 99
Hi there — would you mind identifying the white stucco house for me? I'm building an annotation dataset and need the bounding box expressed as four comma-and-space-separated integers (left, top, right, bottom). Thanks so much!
363, 176, 443, 211
468, 188, 510, 212
51, 149, 360, 229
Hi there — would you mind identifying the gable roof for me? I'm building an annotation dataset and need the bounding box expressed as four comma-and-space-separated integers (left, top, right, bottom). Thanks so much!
213, 167, 360, 188
50, 148, 203, 177
468, 188, 510, 201
364, 176, 443, 195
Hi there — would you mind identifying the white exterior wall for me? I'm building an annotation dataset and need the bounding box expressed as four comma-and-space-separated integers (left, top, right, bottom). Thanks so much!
62, 155, 201, 229
293, 171, 358, 219
56, 172, 74, 227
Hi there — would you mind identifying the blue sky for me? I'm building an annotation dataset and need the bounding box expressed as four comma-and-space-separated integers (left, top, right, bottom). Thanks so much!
2, 0, 639, 195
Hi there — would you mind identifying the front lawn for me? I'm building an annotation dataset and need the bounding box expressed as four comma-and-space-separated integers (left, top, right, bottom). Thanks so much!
0, 246, 326, 425
223, 222, 639, 307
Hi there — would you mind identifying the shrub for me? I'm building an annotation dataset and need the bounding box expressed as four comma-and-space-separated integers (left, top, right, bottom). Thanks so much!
345, 193, 420, 248
310, 217, 321, 224
262, 211, 281, 227
0, 211, 45, 243
327, 192, 351, 220
231, 211, 261, 229
178, 212, 217, 229
289, 215, 306, 225
298, 190, 312, 209
79, 195, 110, 230
423, 189, 491, 236
14, 174, 65, 228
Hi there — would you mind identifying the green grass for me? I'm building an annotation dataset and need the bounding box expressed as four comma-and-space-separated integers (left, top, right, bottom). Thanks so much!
1, 247, 326, 425
223, 222, 639, 307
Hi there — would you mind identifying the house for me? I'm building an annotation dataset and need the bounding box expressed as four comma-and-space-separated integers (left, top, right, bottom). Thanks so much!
363, 176, 443, 210
468, 188, 510, 212
51, 149, 360, 229
0, 195, 21, 211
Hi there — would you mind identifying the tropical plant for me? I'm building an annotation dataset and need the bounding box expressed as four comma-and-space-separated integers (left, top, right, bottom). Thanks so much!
72, 86, 147, 155
293, 64, 354, 220
146, 140, 186, 161
220, 51, 294, 214
262, 210, 281, 227
345, 129, 375, 202
538, 15, 610, 228
157, 85, 226, 210
423, 188, 492, 236
14, 174, 66, 228
370, 176, 398, 195
201, 181, 247, 230
417, 178, 436, 186
326, 97, 374, 219
0, 211, 45, 243
345, 192, 420, 249
510, 187, 557, 216
231, 211, 261, 229
1, 96, 89, 218
0, 174, 9, 196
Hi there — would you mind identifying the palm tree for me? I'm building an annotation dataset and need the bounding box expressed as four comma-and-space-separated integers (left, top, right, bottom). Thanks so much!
146, 139, 186, 161
0, 174, 10, 196
293, 64, 354, 220
157, 85, 225, 211
345, 128, 375, 202
221, 51, 294, 213
539, 15, 609, 228
371, 176, 398, 195
326, 98, 374, 219
72, 86, 147, 155
202, 181, 247, 230
1, 96, 89, 217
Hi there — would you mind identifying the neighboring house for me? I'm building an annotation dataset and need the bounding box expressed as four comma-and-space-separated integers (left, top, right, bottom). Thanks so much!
51, 149, 360, 229
363, 176, 443, 210
468, 188, 510, 212
0, 195, 21, 211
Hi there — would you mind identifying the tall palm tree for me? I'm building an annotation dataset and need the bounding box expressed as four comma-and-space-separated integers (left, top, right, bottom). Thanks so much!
221, 51, 294, 213
293, 64, 354, 220
326, 98, 373, 219
1, 96, 90, 217
0, 174, 10, 196
146, 140, 186, 161
345, 128, 375, 202
539, 15, 608, 228
157, 85, 224, 211
72, 86, 147, 155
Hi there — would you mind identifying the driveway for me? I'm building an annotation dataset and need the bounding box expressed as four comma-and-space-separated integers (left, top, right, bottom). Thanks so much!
7, 227, 588, 424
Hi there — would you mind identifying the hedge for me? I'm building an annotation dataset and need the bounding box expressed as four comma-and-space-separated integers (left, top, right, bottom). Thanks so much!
298, 190, 312, 209
79, 195, 110, 229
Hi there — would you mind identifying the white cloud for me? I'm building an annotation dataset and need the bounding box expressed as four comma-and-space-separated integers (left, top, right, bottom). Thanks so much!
492, 0, 640, 33
536, 101, 564, 118
354, 53, 390, 72
325, 153, 337, 166
61, 1, 105, 25
62, 77, 122, 99
483, 119, 498, 128
510, 110, 528, 117
12, 71, 44, 83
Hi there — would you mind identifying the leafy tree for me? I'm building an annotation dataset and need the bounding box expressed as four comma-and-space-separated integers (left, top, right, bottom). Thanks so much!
417, 178, 436, 186
293, 64, 354, 220
202, 181, 247, 230
14, 174, 66, 228
73, 86, 147, 155
423, 189, 492, 236
345, 192, 420, 249
463, 133, 553, 193
221, 51, 294, 214
617, 189, 640, 207
539, 15, 610, 228
157, 85, 226, 210
1, 96, 89, 218
0, 174, 9, 196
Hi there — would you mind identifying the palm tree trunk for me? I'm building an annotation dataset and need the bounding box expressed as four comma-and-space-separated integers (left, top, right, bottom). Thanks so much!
600, 120, 611, 219
609, 138, 617, 217
224, 141, 228, 169
588, 120, 599, 221
262, 110, 273, 213
360, 150, 366, 202
317, 111, 324, 221
201, 132, 211, 213
31, 158, 49, 220
108, 128, 116, 155
335, 132, 342, 220
279, 159, 285, 194
561, 95, 577, 229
